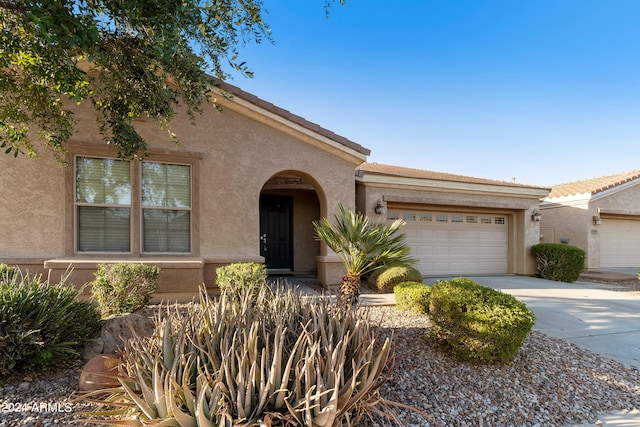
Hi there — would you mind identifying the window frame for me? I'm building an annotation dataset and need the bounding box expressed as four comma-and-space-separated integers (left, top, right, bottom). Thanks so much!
69, 149, 200, 257
140, 160, 193, 254
75, 156, 133, 253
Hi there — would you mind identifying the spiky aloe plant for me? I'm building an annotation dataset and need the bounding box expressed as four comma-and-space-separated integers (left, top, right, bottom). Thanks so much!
77, 285, 397, 426
313, 204, 416, 306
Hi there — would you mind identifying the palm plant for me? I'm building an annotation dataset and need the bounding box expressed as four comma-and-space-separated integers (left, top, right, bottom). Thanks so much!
314, 204, 416, 306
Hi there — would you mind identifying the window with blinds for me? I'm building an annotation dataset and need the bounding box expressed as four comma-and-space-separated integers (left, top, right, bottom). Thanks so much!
76, 157, 131, 252
75, 157, 192, 254
142, 162, 191, 253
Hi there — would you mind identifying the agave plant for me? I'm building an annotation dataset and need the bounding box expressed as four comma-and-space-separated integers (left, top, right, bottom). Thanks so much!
76, 285, 396, 426
313, 204, 416, 306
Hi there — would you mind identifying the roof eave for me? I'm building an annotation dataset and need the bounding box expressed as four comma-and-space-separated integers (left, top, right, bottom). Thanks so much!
358, 173, 550, 198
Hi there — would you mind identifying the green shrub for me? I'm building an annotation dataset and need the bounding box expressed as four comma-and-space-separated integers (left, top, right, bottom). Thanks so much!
531, 243, 586, 283
79, 286, 395, 426
368, 265, 423, 293
428, 277, 535, 363
394, 281, 431, 314
216, 262, 268, 294
0, 263, 18, 283
90, 263, 160, 317
0, 274, 100, 377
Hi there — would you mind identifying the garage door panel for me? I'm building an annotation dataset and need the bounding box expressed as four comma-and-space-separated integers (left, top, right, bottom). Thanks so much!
414, 247, 433, 257
396, 210, 509, 276
600, 219, 640, 267
416, 229, 434, 239
450, 230, 466, 240
464, 230, 479, 239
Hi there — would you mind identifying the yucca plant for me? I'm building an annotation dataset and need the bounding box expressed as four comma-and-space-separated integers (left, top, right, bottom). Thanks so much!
77, 285, 397, 426
313, 204, 416, 306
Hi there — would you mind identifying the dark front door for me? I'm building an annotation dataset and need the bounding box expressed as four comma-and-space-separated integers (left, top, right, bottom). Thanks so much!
260, 195, 293, 270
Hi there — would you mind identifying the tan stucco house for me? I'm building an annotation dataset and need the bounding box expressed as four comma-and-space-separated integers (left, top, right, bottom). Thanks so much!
0, 81, 549, 300
540, 170, 640, 269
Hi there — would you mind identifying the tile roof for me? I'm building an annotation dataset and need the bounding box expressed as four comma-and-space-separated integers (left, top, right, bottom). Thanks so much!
358, 162, 546, 189
213, 80, 370, 156
548, 170, 640, 198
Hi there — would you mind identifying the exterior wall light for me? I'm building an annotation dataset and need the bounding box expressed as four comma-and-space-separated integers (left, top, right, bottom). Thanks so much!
374, 199, 387, 215
593, 214, 602, 225
531, 209, 542, 222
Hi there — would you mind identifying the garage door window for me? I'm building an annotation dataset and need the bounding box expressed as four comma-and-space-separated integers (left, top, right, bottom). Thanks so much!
436, 214, 448, 222
403, 213, 416, 221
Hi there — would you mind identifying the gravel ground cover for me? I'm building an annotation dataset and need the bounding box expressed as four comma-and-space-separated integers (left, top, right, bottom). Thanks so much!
2, 280, 639, 426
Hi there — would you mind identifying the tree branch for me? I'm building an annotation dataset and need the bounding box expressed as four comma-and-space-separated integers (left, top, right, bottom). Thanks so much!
0, 2, 25, 13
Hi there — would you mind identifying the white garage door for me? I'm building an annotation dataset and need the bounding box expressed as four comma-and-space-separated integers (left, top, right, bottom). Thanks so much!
390, 210, 509, 276
600, 218, 640, 267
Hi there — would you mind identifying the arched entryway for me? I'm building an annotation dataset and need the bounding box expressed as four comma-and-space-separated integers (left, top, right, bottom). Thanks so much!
259, 172, 324, 274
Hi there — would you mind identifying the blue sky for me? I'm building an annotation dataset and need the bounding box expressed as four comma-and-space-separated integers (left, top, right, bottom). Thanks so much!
228, 0, 640, 187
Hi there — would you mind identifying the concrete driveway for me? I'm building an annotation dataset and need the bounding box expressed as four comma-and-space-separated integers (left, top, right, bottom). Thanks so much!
423, 275, 640, 370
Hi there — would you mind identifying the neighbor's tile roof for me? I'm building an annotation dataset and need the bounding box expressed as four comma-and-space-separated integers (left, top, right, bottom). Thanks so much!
548, 170, 640, 198
214, 80, 370, 156
358, 163, 545, 189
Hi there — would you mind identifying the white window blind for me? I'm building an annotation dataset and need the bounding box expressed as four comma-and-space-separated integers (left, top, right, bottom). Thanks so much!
76, 157, 131, 252
142, 162, 191, 253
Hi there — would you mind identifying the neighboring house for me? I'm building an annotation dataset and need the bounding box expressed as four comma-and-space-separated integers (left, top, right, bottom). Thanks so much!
355, 163, 549, 276
540, 170, 640, 269
0, 81, 549, 300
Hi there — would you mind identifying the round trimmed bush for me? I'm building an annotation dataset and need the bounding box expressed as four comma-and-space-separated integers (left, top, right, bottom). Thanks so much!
428, 277, 535, 363
368, 266, 422, 293
394, 281, 431, 314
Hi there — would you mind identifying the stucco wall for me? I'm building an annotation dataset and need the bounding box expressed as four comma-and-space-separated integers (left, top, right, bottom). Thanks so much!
539, 203, 590, 246
1, 95, 363, 295
592, 183, 640, 213
0, 148, 66, 259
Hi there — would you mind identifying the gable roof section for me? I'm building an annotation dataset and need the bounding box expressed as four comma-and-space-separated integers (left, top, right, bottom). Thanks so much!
214, 80, 370, 157
357, 162, 550, 198
548, 170, 640, 199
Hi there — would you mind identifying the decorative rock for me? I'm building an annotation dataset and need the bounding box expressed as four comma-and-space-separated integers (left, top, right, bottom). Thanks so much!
82, 312, 156, 361
79, 353, 122, 391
